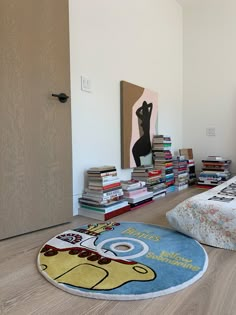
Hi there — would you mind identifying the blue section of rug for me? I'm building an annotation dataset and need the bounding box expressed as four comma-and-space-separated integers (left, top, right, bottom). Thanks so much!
37, 222, 208, 300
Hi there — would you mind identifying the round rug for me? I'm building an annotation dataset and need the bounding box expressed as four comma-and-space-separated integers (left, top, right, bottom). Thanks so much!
37, 222, 208, 300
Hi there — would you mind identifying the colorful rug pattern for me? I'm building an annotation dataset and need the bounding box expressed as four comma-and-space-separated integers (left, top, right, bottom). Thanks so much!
37, 222, 208, 300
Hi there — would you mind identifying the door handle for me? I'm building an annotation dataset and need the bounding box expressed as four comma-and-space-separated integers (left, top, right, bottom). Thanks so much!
52, 93, 69, 103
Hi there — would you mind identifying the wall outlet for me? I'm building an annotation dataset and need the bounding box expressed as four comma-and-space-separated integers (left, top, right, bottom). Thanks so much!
206, 127, 216, 136
81, 76, 91, 93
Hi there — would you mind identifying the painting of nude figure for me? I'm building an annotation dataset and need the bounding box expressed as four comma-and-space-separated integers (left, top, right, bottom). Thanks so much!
120, 81, 158, 169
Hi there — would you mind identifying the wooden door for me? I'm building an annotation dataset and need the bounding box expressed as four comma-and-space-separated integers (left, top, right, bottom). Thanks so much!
0, 0, 72, 239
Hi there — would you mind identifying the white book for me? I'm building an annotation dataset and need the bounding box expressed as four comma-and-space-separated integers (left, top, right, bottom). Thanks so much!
78, 208, 106, 220
79, 200, 129, 213
125, 191, 153, 203
78, 201, 130, 220
152, 192, 166, 200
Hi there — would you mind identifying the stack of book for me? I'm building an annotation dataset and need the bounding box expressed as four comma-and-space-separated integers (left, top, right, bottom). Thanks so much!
179, 148, 196, 185
172, 155, 189, 191
78, 166, 130, 220
198, 156, 232, 187
152, 135, 172, 152
187, 159, 197, 185
121, 178, 154, 209
152, 135, 175, 193
131, 165, 166, 199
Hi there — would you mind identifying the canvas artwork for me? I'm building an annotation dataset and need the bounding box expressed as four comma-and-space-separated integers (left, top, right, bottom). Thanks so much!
120, 81, 158, 169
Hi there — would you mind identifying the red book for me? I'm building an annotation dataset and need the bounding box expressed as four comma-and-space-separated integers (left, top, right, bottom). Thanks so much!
146, 170, 162, 177
102, 182, 122, 190
88, 182, 121, 191
78, 204, 131, 220
130, 199, 154, 210
104, 205, 131, 220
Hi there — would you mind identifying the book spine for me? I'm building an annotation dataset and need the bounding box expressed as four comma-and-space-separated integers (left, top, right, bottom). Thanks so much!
87, 175, 119, 182
123, 187, 147, 197
88, 183, 122, 190
87, 168, 116, 174
81, 194, 124, 203
84, 187, 123, 196
87, 171, 117, 177
121, 182, 146, 190
104, 205, 131, 220
88, 178, 120, 185
79, 197, 123, 207
130, 198, 153, 209
102, 182, 122, 190
80, 200, 128, 212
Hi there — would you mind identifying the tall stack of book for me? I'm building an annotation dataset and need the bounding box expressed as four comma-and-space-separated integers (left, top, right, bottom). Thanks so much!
172, 155, 189, 191
121, 178, 154, 209
131, 165, 166, 199
198, 156, 232, 187
179, 148, 196, 185
152, 135, 174, 193
187, 159, 197, 185
78, 166, 130, 220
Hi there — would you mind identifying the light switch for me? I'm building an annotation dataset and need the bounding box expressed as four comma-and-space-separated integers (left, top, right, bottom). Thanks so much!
81, 76, 91, 93
206, 128, 216, 136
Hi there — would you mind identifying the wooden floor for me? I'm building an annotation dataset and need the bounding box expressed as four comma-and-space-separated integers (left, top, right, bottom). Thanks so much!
1, 186, 236, 315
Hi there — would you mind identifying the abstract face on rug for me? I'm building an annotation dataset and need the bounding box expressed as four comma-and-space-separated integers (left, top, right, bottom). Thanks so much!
121, 81, 158, 168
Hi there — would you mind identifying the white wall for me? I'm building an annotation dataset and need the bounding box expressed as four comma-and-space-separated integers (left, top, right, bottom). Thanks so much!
69, 0, 183, 215
181, 0, 236, 173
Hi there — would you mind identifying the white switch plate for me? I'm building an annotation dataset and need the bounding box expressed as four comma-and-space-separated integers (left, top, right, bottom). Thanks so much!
206, 127, 216, 136
81, 76, 91, 93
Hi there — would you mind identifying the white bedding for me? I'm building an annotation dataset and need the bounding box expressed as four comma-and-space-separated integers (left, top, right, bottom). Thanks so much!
166, 177, 236, 250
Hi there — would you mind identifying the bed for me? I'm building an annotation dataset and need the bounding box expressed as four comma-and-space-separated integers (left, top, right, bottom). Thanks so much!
166, 177, 236, 250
